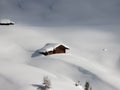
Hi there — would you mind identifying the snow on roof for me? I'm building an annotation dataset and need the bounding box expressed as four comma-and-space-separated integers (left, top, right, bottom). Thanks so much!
39, 43, 69, 52
0, 19, 14, 23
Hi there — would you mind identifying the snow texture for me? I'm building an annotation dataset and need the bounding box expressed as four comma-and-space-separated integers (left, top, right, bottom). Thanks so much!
0, 19, 14, 24
0, 0, 120, 90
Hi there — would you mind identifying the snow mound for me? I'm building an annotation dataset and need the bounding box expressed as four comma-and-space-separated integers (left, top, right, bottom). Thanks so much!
0, 25, 119, 90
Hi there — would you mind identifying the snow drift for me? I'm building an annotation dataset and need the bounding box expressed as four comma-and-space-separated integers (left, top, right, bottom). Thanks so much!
0, 25, 120, 90
0, 0, 120, 25
0, 0, 120, 90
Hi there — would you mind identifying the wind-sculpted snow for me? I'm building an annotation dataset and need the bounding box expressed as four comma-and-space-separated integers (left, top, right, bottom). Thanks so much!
28, 55, 118, 90
0, 25, 120, 90
0, 0, 120, 90
0, 0, 120, 25
0, 74, 19, 90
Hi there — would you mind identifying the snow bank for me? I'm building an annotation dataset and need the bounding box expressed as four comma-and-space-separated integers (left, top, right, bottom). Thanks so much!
0, 24, 120, 90
0, 0, 120, 25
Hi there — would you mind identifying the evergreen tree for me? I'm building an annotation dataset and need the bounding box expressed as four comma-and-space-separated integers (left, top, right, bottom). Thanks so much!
84, 81, 90, 90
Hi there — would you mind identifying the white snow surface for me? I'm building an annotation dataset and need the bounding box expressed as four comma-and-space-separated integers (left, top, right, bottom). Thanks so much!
39, 43, 69, 52
0, 19, 12, 23
0, 24, 120, 90
0, 0, 120, 90
0, 0, 120, 25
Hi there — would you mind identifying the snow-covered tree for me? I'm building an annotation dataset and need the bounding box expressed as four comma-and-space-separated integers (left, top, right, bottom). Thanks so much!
84, 81, 90, 90
43, 76, 51, 90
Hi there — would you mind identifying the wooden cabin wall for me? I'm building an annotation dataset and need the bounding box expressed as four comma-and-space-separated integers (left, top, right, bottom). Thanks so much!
44, 45, 68, 55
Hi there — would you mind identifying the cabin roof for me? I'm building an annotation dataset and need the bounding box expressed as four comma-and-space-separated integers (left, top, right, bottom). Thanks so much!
39, 43, 69, 52
0, 19, 14, 24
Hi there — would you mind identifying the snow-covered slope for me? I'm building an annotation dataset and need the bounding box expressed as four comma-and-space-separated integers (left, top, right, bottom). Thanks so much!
0, 24, 120, 90
0, 0, 120, 90
0, 0, 120, 25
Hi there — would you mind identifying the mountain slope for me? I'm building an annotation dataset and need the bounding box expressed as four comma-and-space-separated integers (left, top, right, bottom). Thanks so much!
0, 25, 120, 90
0, 0, 120, 25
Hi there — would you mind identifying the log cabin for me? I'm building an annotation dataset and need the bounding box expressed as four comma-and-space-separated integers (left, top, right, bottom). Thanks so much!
38, 43, 69, 56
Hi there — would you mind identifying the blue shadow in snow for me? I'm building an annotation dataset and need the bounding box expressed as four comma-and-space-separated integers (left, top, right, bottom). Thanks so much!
31, 50, 43, 58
